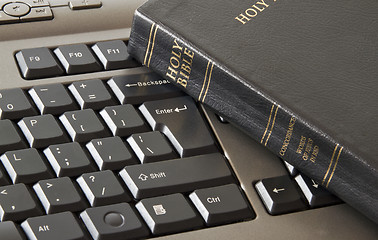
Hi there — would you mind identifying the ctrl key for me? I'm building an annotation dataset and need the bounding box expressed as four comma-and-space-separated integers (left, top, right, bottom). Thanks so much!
189, 184, 255, 226
21, 212, 88, 240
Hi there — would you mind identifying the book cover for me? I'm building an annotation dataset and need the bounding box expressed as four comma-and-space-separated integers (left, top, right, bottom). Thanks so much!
127, 0, 378, 223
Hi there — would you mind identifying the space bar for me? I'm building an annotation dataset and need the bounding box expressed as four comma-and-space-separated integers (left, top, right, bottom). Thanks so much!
119, 153, 235, 199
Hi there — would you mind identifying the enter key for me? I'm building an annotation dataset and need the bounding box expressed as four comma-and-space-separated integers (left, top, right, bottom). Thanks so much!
139, 96, 217, 157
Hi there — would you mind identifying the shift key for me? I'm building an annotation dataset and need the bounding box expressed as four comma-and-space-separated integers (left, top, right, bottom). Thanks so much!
139, 96, 217, 157
119, 153, 235, 199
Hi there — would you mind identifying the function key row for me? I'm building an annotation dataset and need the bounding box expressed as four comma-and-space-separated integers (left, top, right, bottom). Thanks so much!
15, 40, 140, 80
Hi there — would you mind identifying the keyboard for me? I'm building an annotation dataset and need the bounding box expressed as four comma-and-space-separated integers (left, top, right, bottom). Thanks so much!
0, 0, 377, 239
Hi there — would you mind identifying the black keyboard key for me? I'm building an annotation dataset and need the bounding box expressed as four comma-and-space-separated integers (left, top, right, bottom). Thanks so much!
86, 136, 137, 170
15, 47, 64, 79
69, 79, 116, 110
0, 221, 25, 240
60, 109, 110, 142
255, 175, 306, 215
77, 170, 131, 207
0, 165, 11, 186
100, 104, 149, 137
189, 184, 254, 226
295, 174, 341, 207
140, 96, 217, 157
283, 161, 299, 176
18, 114, 68, 148
119, 153, 234, 199
92, 40, 140, 70
127, 131, 177, 163
54, 44, 102, 74
21, 212, 87, 240
107, 73, 183, 104
44, 142, 96, 177
0, 119, 27, 154
0, 184, 42, 221
33, 177, 87, 214
29, 83, 78, 115
0, 88, 37, 120
0, 148, 53, 184
80, 202, 149, 240
136, 193, 203, 235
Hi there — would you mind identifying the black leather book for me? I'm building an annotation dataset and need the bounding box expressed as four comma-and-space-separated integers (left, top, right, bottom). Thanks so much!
127, 0, 378, 223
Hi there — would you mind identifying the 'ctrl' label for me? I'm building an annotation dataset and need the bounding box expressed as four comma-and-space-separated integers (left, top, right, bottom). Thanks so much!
207, 196, 221, 204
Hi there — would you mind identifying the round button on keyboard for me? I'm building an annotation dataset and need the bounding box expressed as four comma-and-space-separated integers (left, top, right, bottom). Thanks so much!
3, 2, 30, 17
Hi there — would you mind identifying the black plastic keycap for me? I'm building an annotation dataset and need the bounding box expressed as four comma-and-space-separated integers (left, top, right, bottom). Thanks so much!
15, 47, 64, 79
139, 96, 217, 157
100, 104, 149, 137
80, 202, 149, 240
1, 148, 53, 184
29, 83, 78, 115
54, 44, 102, 74
0, 88, 37, 120
68, 79, 115, 110
0, 166, 11, 186
127, 131, 177, 163
33, 177, 87, 214
107, 73, 183, 104
77, 170, 131, 207
119, 153, 234, 199
0, 183, 42, 221
86, 136, 137, 170
60, 109, 110, 142
44, 142, 96, 177
295, 174, 341, 207
92, 40, 140, 70
255, 175, 306, 215
21, 212, 87, 240
18, 114, 68, 148
189, 184, 254, 226
136, 193, 203, 235
0, 119, 27, 154
0, 221, 25, 240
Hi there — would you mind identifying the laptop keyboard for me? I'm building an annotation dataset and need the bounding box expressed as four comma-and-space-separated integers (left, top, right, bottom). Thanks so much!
0, 40, 256, 239
0, 39, 345, 239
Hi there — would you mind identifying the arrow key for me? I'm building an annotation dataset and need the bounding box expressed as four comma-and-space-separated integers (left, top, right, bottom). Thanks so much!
255, 175, 306, 215
295, 174, 342, 208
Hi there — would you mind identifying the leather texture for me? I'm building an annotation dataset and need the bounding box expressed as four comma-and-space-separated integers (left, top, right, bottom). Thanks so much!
128, 0, 378, 223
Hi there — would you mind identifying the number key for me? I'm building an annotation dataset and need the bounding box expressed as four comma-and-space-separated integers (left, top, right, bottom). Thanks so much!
0, 88, 37, 120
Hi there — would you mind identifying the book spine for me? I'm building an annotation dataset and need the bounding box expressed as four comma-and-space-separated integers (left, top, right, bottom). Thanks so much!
128, 10, 378, 223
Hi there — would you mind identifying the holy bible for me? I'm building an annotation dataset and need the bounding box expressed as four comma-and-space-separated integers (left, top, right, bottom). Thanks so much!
127, 0, 378, 223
